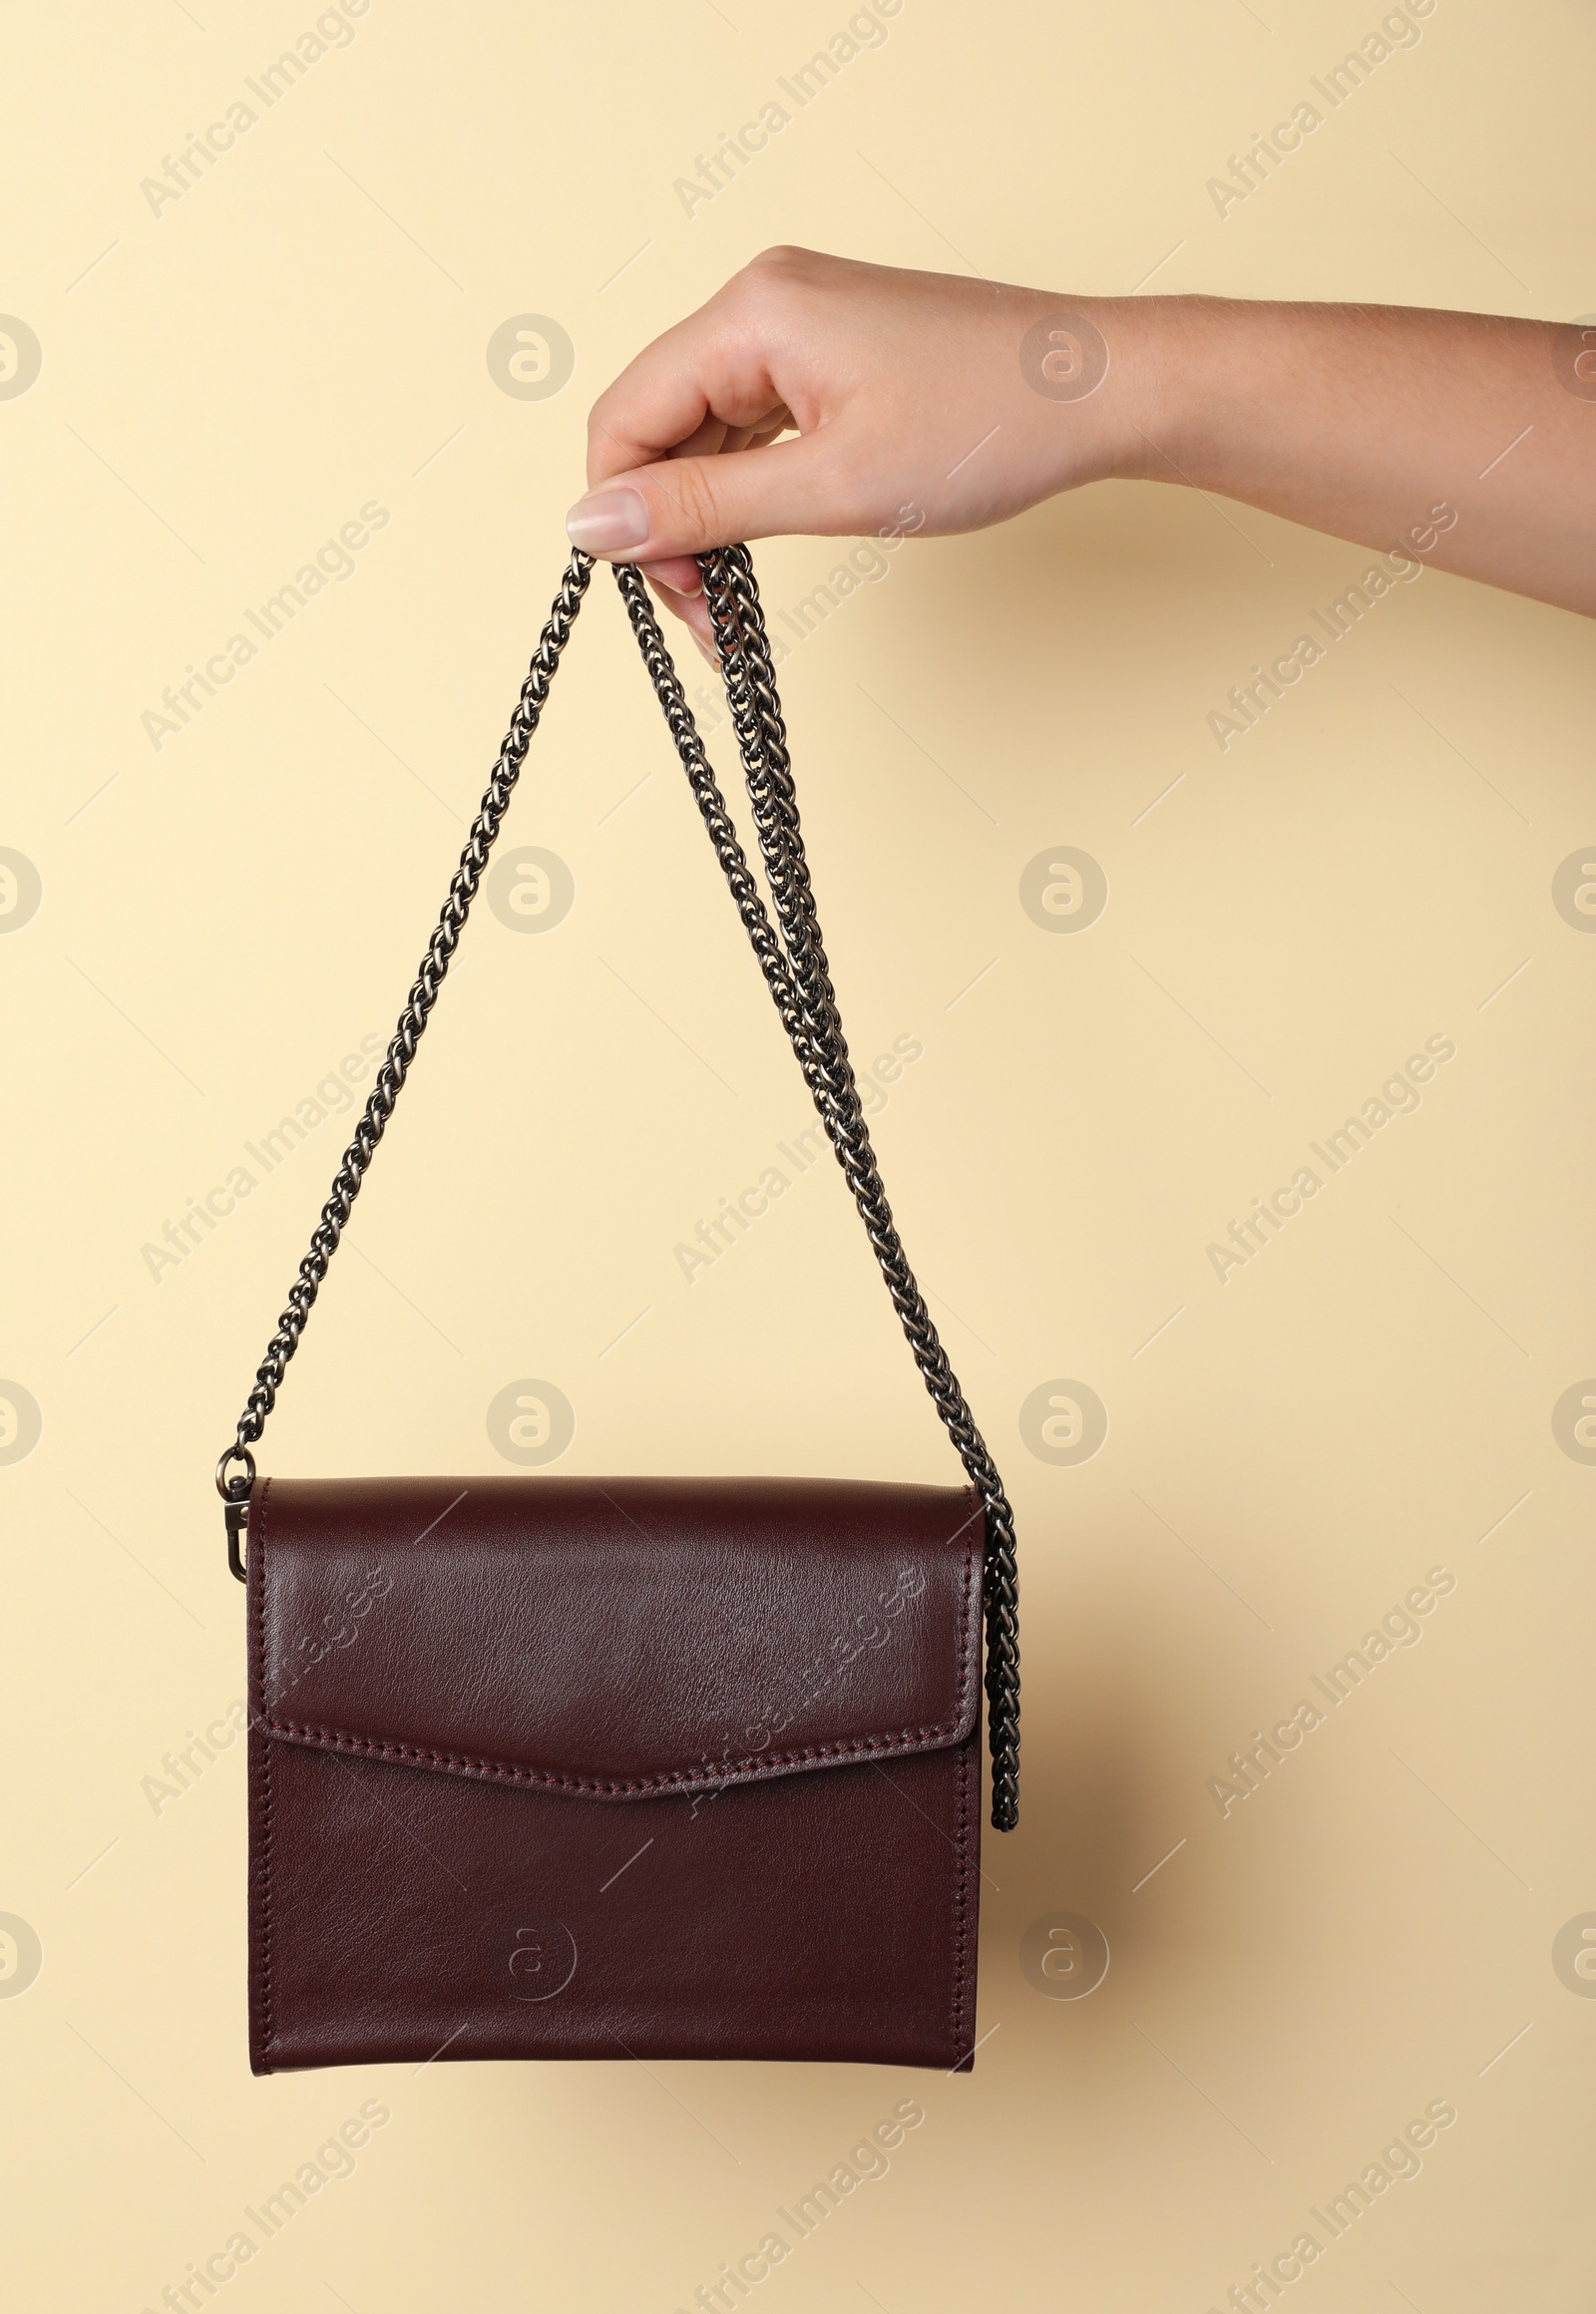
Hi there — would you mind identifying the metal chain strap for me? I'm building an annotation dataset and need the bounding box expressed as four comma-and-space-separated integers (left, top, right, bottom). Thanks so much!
211, 553, 595, 1517
216, 544, 1019, 1829
612, 552, 1019, 1830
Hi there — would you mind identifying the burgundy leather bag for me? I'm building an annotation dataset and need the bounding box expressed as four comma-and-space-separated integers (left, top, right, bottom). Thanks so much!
216, 546, 1020, 2073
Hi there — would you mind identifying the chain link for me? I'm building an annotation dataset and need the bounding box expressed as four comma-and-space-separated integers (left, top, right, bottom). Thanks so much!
217, 544, 1018, 1829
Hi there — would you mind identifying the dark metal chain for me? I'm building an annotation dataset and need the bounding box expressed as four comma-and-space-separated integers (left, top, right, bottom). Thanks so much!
614, 551, 1018, 1831
216, 544, 1018, 1830
212, 553, 595, 1519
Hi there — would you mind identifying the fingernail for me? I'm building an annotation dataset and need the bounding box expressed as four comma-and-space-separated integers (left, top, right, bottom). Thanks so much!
693, 631, 718, 668
566, 488, 649, 553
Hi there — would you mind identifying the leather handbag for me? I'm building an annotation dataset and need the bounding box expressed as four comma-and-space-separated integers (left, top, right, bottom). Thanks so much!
214, 545, 1020, 2073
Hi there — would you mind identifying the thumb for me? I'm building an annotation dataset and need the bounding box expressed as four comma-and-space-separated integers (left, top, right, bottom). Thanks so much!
565, 435, 850, 562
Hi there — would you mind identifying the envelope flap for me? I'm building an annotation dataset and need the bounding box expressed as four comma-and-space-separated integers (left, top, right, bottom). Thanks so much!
249, 1474, 984, 1801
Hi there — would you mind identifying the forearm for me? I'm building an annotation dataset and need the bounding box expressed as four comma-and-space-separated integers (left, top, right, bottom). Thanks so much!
1097, 296, 1596, 615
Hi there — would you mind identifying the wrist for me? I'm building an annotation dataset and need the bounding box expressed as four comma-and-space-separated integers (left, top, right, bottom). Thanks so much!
1084, 294, 1211, 488
1002, 291, 1204, 503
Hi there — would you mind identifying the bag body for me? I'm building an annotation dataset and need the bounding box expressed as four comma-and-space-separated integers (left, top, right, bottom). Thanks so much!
248, 1475, 983, 2071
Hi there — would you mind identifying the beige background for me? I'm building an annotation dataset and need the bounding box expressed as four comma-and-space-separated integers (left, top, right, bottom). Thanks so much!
4, 0, 1595, 2306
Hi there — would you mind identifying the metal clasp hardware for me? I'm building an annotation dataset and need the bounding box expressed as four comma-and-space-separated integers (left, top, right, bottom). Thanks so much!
214, 1444, 256, 1585
223, 1494, 249, 1583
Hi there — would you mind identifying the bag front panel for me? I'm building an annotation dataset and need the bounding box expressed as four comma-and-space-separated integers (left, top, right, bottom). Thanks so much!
248, 1718, 981, 2071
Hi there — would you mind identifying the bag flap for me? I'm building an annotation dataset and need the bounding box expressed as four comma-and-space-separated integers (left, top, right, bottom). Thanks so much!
249, 1474, 984, 1801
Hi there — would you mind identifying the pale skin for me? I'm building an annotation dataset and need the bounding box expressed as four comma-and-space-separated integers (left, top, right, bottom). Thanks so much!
567, 246, 1596, 654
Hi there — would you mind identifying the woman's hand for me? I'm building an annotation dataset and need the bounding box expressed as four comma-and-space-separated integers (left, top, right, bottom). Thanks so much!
568, 247, 1143, 650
